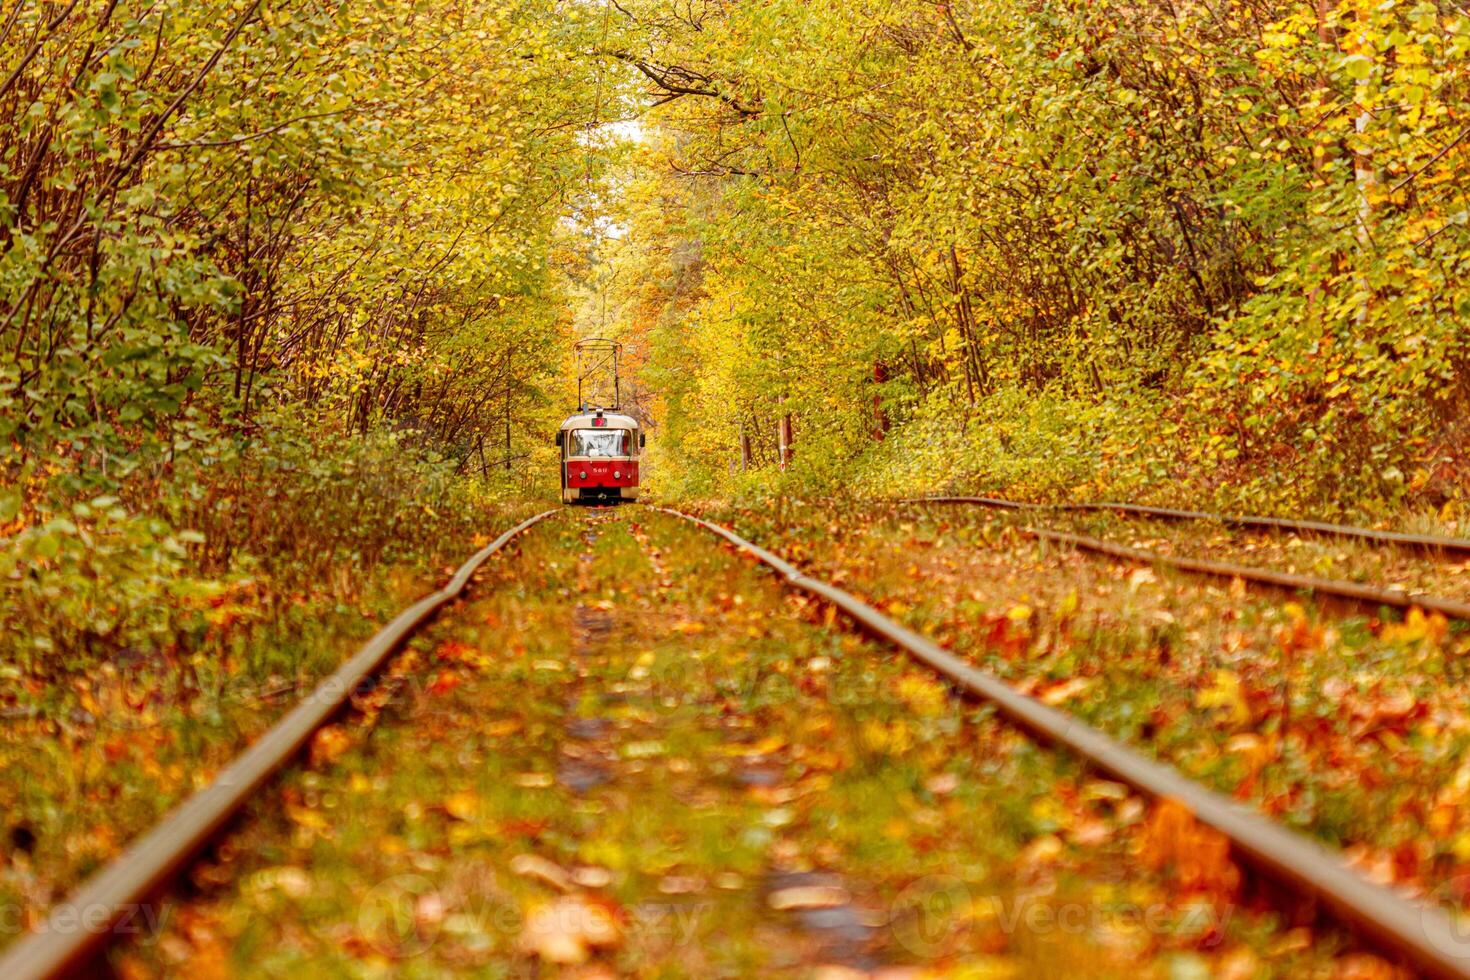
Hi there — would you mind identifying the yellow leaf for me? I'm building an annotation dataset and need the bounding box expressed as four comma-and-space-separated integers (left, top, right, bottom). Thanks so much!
751, 734, 786, 755
1195, 670, 1252, 726
1040, 677, 1092, 706
1019, 835, 1063, 864
285, 802, 328, 831
444, 790, 480, 821
1381, 607, 1448, 647
896, 674, 948, 715
309, 725, 352, 768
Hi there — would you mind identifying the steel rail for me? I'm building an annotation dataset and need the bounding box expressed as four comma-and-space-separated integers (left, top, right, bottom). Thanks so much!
909, 496, 1470, 558
657, 506, 1470, 980
897, 496, 1470, 620
0, 510, 558, 980
1025, 527, 1470, 621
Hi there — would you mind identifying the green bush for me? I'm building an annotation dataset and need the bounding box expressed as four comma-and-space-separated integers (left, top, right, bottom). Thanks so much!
0, 413, 529, 686
0, 502, 220, 673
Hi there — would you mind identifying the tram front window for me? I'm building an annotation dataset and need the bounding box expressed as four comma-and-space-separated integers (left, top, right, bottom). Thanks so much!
570, 429, 627, 458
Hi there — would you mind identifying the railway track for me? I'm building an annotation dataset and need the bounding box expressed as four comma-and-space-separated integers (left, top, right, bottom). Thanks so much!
909, 496, 1470, 558
659, 508, 1470, 978
5, 506, 1470, 977
906, 496, 1470, 621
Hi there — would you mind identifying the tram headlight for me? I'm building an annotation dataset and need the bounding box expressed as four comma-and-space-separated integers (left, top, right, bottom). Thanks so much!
614, 470, 622, 480
579, 471, 587, 480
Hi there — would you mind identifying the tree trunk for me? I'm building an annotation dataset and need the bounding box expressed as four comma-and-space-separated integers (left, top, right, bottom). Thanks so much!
872, 360, 889, 440
778, 406, 793, 469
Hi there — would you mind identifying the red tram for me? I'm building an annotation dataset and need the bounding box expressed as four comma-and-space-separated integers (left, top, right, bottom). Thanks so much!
556, 408, 643, 505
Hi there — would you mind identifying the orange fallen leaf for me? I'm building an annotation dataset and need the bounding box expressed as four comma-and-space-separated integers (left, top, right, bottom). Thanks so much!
1139, 797, 1240, 899
309, 725, 352, 768
427, 669, 460, 695
750, 734, 786, 755
435, 640, 482, 664
519, 896, 621, 963
486, 718, 522, 737
443, 790, 480, 821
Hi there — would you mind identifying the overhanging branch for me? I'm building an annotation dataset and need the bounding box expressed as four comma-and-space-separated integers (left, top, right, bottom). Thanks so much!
601, 49, 761, 117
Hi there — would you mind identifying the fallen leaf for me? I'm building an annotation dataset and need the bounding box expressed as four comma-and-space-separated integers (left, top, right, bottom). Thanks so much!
572, 866, 613, 889
1195, 670, 1252, 727
767, 885, 851, 910
925, 772, 959, 796
308, 725, 352, 768
1040, 677, 1091, 706
657, 875, 705, 895
486, 718, 522, 737
520, 896, 621, 963
512, 853, 573, 891
1019, 834, 1064, 865
435, 640, 478, 664
427, 669, 461, 695
1225, 733, 1274, 777
285, 802, 328, 831
415, 891, 446, 926
1139, 798, 1240, 898
443, 790, 480, 821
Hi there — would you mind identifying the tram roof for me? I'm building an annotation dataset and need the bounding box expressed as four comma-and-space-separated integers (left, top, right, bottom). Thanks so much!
559, 410, 640, 431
